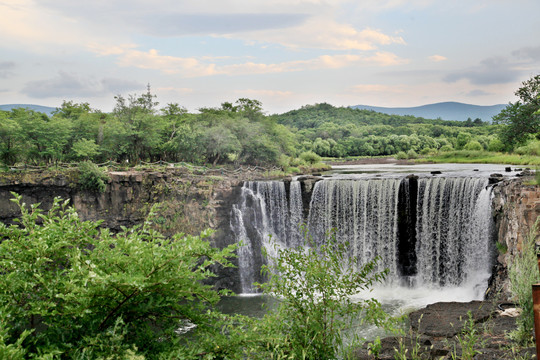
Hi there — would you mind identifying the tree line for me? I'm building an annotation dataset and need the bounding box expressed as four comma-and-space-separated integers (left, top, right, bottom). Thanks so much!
1, 75, 539, 168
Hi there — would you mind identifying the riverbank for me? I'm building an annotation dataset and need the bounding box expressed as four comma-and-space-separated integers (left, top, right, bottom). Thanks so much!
324, 152, 540, 167
418, 150, 540, 167
355, 300, 535, 359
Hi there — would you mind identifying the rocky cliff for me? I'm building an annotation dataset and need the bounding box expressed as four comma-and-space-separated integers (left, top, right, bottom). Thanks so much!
490, 177, 540, 298
0, 169, 538, 295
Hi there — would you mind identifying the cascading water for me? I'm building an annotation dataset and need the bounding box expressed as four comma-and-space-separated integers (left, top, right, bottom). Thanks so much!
230, 175, 494, 297
230, 181, 303, 293
307, 179, 401, 278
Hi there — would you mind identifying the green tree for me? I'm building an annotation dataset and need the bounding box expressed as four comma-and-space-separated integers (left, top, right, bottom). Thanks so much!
202, 125, 242, 165
13, 109, 72, 164
493, 74, 540, 148
72, 138, 101, 160
0, 114, 22, 165
53, 100, 92, 120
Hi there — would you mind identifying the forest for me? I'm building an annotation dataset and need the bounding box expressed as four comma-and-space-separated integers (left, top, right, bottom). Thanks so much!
1, 75, 539, 170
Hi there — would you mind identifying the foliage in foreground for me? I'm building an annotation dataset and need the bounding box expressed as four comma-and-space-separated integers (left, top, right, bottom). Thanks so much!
0, 194, 237, 359
508, 216, 540, 345
256, 229, 393, 359
0, 195, 396, 359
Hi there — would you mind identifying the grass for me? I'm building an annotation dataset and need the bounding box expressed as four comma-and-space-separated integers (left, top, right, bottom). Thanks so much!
417, 150, 540, 166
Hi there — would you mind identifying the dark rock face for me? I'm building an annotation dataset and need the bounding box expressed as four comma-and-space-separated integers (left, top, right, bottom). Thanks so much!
490, 178, 540, 298
356, 301, 535, 360
408, 301, 495, 337
0, 169, 245, 292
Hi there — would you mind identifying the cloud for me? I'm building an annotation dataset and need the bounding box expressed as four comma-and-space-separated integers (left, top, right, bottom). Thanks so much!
104, 47, 408, 77
350, 84, 406, 93
114, 49, 218, 76
512, 46, 540, 62
21, 72, 143, 98
465, 89, 492, 97
0, 61, 16, 78
443, 57, 523, 85
242, 17, 406, 51
428, 55, 447, 62
134, 13, 310, 36
9, 1, 405, 53
234, 89, 294, 98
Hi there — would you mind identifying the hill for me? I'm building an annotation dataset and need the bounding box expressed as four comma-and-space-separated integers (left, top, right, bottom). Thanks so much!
350, 102, 506, 122
0, 104, 56, 115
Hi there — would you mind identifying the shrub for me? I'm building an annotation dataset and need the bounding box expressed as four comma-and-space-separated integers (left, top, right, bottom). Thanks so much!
395, 151, 408, 160
406, 149, 418, 159
0, 194, 237, 358
439, 145, 454, 152
78, 160, 109, 193
299, 151, 321, 165
515, 140, 540, 156
509, 217, 540, 345
488, 138, 505, 152
256, 228, 392, 359
464, 140, 484, 151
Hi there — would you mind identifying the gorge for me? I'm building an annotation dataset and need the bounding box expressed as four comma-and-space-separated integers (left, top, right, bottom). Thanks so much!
0, 165, 538, 301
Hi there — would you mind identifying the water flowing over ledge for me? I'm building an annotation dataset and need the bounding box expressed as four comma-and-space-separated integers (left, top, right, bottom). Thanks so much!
230, 175, 494, 298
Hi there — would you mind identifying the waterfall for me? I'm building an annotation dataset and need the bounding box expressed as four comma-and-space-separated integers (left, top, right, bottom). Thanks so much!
230, 180, 303, 293
230, 176, 494, 295
307, 179, 401, 278
415, 177, 493, 290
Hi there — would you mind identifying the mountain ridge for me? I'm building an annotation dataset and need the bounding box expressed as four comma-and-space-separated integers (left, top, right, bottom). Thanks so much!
0, 104, 57, 115
351, 101, 506, 122
0, 102, 507, 121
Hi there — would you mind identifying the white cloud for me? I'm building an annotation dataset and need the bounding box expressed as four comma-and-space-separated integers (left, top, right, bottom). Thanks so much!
99, 47, 408, 76
230, 17, 405, 51
429, 55, 447, 62
0, 0, 116, 53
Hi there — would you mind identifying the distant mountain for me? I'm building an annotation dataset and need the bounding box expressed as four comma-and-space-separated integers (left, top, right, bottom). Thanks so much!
0, 104, 56, 115
350, 102, 507, 122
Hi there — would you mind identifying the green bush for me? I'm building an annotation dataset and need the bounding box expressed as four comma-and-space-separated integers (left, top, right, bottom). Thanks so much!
464, 140, 484, 151
439, 145, 454, 152
406, 149, 418, 159
488, 138, 505, 152
0, 194, 237, 358
515, 140, 540, 156
395, 151, 408, 160
299, 151, 322, 165
509, 217, 540, 345
256, 228, 392, 359
78, 160, 109, 193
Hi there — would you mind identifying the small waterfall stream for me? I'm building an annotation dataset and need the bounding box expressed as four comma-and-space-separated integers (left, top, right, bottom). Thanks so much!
230, 175, 494, 296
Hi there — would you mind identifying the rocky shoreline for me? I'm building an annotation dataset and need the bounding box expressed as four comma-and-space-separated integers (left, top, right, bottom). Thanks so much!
355, 300, 535, 359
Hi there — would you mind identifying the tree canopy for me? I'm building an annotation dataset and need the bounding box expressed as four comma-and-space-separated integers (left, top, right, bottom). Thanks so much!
0, 87, 504, 167
493, 74, 540, 148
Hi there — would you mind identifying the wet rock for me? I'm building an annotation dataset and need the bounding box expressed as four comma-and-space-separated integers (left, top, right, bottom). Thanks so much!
409, 301, 496, 337
488, 174, 504, 184
431, 171, 442, 175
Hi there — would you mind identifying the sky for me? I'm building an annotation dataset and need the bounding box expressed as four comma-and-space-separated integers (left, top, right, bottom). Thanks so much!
1, 0, 540, 114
